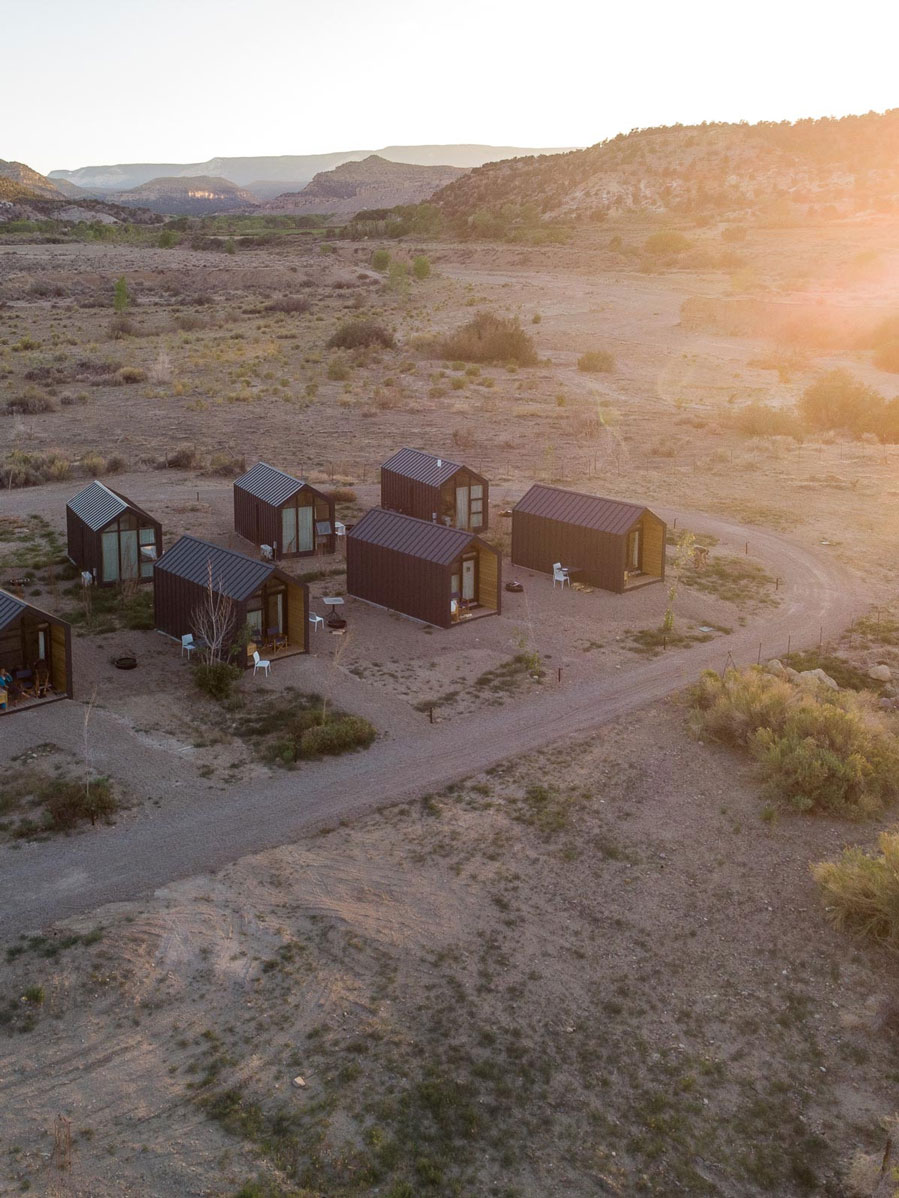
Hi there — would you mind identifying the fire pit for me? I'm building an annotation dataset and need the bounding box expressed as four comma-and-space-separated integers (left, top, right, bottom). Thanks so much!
113, 655, 138, 670
327, 616, 347, 630
504, 580, 524, 593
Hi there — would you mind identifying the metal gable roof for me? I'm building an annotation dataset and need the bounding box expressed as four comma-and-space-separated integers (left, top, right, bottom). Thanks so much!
381, 447, 472, 488
0, 589, 27, 632
155, 536, 276, 601
514, 484, 648, 535
348, 508, 480, 565
66, 480, 127, 531
234, 462, 307, 507
67, 480, 158, 532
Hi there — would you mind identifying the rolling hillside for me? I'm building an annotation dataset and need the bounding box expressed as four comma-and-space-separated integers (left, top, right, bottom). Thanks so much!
114, 175, 258, 215
432, 111, 899, 223
262, 155, 467, 216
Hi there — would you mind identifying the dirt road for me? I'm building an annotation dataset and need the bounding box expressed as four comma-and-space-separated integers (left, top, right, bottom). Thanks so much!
0, 512, 864, 938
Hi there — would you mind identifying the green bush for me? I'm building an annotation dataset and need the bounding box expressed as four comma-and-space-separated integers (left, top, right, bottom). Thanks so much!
412, 255, 431, 280
733, 402, 804, 439
798, 369, 899, 440
298, 715, 376, 758
6, 391, 55, 415
689, 667, 899, 816
327, 320, 395, 350
577, 350, 615, 373
813, 831, 899, 949
436, 312, 538, 366
194, 661, 242, 701
44, 777, 117, 829
371, 248, 390, 271
645, 231, 692, 255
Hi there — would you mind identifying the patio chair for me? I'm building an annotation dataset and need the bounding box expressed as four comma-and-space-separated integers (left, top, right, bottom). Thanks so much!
181, 634, 198, 659
252, 650, 271, 678
552, 562, 571, 588
260, 544, 274, 561
309, 613, 324, 631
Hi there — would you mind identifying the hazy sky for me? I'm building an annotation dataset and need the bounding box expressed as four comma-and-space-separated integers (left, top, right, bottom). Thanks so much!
6, 0, 897, 173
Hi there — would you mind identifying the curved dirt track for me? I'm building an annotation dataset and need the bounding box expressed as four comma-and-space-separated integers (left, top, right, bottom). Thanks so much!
0, 511, 865, 938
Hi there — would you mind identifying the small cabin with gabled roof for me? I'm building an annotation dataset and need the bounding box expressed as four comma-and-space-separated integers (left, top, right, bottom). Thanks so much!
234, 462, 335, 558
0, 589, 73, 712
154, 536, 309, 666
347, 508, 500, 628
512, 484, 666, 593
66, 480, 162, 586
380, 448, 488, 532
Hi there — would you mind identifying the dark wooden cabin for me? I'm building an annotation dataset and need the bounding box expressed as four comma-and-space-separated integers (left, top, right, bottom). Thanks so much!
154, 536, 309, 667
234, 462, 335, 558
66, 481, 162, 586
512, 484, 666, 593
0, 589, 73, 712
347, 508, 501, 628
380, 448, 489, 532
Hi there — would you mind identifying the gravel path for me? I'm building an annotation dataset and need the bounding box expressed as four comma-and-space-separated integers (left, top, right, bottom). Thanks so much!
0, 512, 864, 937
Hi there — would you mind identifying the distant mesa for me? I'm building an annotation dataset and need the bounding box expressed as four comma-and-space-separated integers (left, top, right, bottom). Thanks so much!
0, 158, 162, 225
262, 155, 469, 216
114, 175, 259, 215
0, 159, 66, 200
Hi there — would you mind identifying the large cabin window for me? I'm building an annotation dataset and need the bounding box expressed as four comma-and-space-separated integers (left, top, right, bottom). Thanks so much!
282, 502, 314, 554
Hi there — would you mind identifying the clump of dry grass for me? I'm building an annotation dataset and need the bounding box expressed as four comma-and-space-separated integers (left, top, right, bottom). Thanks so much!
813, 832, 899, 951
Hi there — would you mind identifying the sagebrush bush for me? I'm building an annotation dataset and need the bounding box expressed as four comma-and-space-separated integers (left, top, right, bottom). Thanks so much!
798, 369, 899, 441
327, 320, 395, 350
813, 832, 899, 949
264, 297, 310, 314
329, 487, 357, 503
117, 366, 146, 384
733, 402, 804, 439
194, 662, 241, 701
6, 390, 55, 415
1, 450, 71, 487
44, 777, 117, 829
298, 715, 376, 758
689, 667, 899, 816
412, 255, 431, 280
645, 230, 692, 255
436, 312, 538, 366
577, 350, 615, 373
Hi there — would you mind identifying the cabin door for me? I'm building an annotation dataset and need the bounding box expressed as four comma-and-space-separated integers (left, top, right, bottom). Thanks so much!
455, 485, 469, 529
461, 555, 476, 601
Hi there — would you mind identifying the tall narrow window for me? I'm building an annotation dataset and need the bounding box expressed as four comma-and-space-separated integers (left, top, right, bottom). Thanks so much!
470, 484, 483, 529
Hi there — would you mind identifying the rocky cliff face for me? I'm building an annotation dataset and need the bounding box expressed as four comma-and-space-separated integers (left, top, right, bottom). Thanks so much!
262, 155, 467, 215
0, 160, 65, 199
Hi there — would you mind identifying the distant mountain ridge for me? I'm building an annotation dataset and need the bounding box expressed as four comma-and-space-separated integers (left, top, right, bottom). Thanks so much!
0, 159, 65, 199
48, 144, 575, 195
262, 155, 467, 216
431, 111, 899, 223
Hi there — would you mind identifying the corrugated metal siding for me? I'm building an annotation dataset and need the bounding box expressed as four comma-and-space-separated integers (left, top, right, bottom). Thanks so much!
155, 536, 274, 601
234, 462, 304, 507
349, 508, 475, 565
512, 510, 630, 593
381, 448, 465, 488
66, 480, 127, 531
348, 536, 451, 626
0, 590, 26, 631
514, 484, 647, 536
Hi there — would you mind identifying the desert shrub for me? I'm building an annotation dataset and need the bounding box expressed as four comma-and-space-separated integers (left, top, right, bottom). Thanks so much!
327, 320, 395, 350
412, 255, 431, 280
327, 355, 351, 381
108, 314, 136, 339
297, 715, 376, 758
206, 454, 246, 477
44, 777, 117, 829
158, 229, 179, 248
813, 832, 899, 950
329, 487, 357, 503
371, 248, 390, 271
194, 661, 241, 701
577, 350, 615, 373
164, 446, 199, 469
174, 314, 207, 332
116, 366, 146, 384
690, 667, 899, 816
60, 392, 89, 406
80, 452, 108, 476
732, 402, 804, 439
6, 390, 55, 414
436, 312, 538, 366
645, 230, 692, 255
264, 297, 310, 315
1, 450, 71, 487
798, 369, 899, 440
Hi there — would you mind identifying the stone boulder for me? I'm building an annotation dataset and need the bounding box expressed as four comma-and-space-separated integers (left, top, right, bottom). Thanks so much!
797, 668, 839, 691
868, 664, 892, 683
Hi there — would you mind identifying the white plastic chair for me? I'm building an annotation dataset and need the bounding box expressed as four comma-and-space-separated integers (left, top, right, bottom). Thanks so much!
309, 613, 324, 631
334, 521, 346, 538
181, 633, 197, 659
260, 543, 274, 561
252, 650, 271, 677
552, 562, 570, 588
